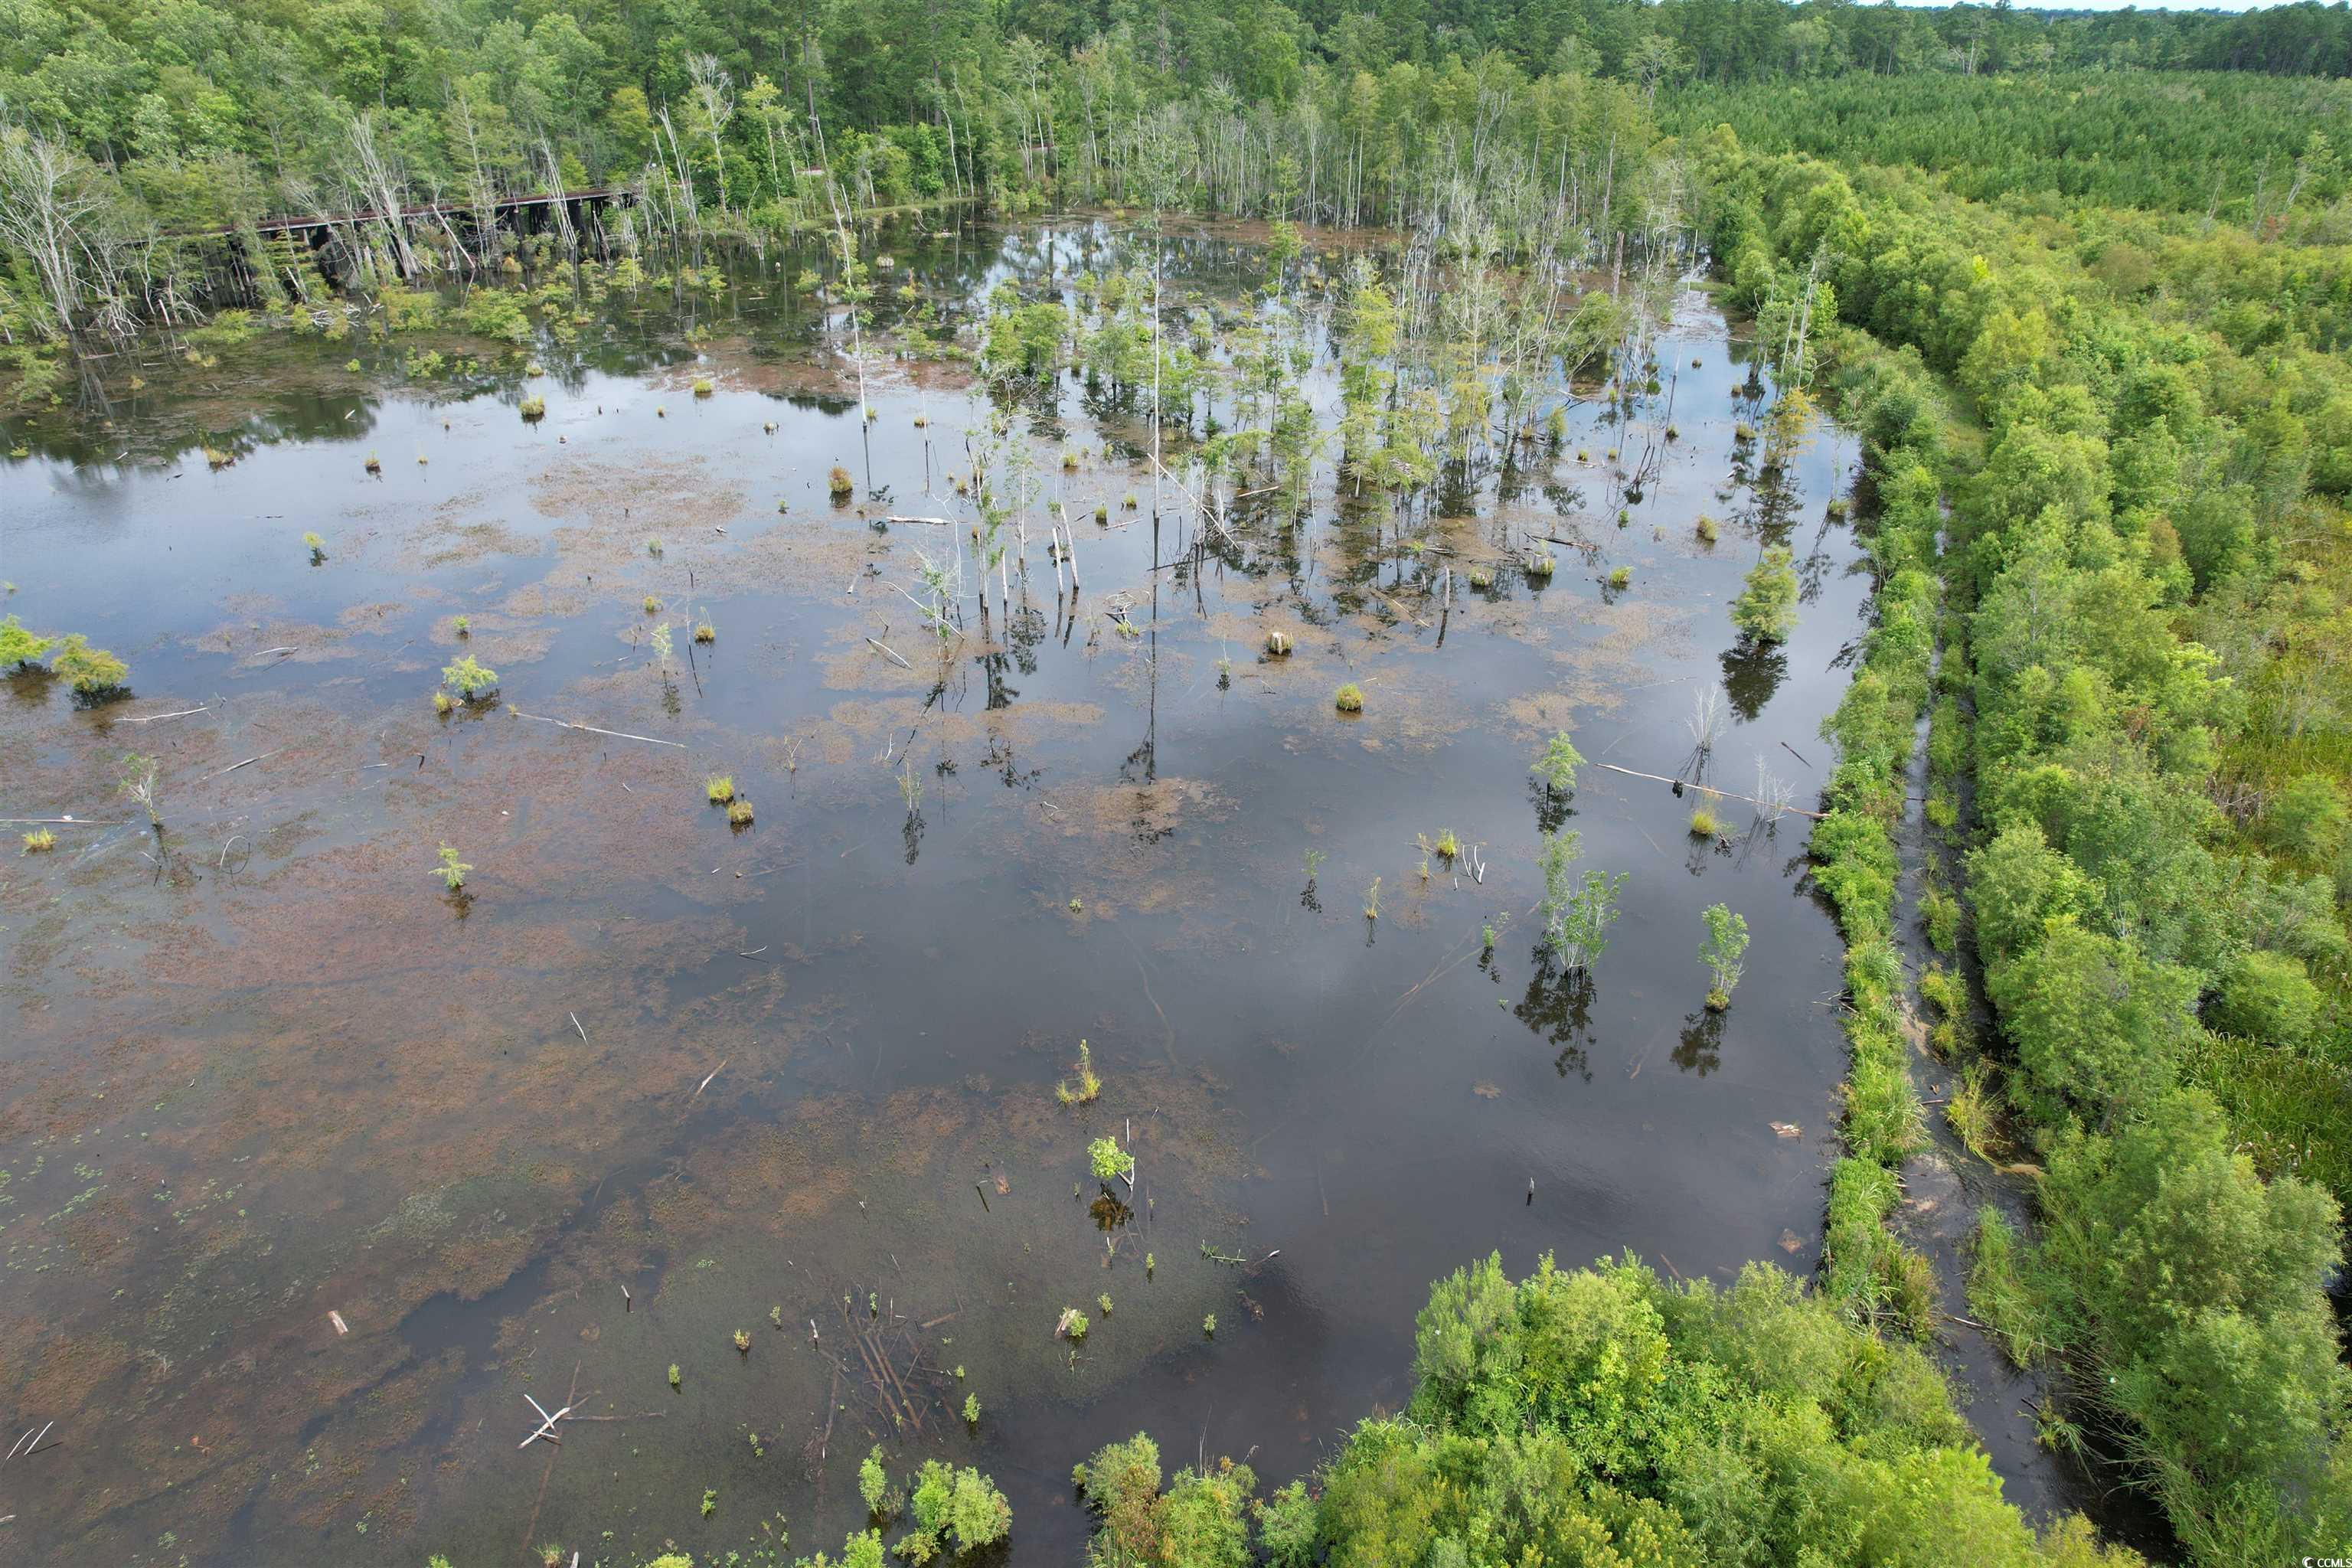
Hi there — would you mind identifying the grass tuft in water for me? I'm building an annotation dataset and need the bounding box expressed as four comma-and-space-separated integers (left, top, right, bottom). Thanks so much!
1055, 1040, 1102, 1106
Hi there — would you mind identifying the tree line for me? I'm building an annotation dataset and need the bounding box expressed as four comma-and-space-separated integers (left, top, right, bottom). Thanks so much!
1704, 105, 2352, 1563
11, 0, 2352, 358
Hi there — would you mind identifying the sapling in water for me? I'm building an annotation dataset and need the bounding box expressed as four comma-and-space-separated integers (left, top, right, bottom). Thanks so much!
1699, 903, 1749, 1011
1732, 547, 1798, 642
118, 753, 161, 825
1534, 730, 1585, 795
432, 844, 472, 890
441, 655, 498, 701
1087, 1136, 1133, 1184
1537, 830, 1625, 975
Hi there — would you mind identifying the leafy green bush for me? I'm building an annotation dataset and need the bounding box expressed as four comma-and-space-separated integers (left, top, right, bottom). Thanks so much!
53, 634, 129, 701
1075, 1435, 1255, 1568
2258, 774, 2349, 865
2208, 949, 2323, 1049
1730, 544, 1799, 641
898, 1459, 1008, 1560
0, 613, 55, 668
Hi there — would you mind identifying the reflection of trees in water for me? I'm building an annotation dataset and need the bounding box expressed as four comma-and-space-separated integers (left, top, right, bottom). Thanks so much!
902, 807, 925, 865
982, 733, 1041, 795
1529, 776, 1576, 838
1089, 1191, 1133, 1230
1008, 603, 1046, 676
975, 638, 1018, 710
1673, 1008, 1724, 1076
1798, 512, 1840, 604
1513, 952, 1596, 1083
1720, 636, 1786, 721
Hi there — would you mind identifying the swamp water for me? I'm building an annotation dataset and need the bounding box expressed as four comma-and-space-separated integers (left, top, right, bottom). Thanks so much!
4, 217, 1878, 1566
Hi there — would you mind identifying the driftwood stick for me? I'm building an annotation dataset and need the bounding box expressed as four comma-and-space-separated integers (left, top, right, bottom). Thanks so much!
884, 515, 952, 525
570, 1012, 588, 1043
508, 708, 686, 748
1590, 762, 1825, 820
118, 705, 211, 724
203, 750, 282, 781
517, 1406, 572, 1449
866, 637, 913, 670
861, 1313, 925, 1432
819, 1365, 841, 1464
518, 1365, 580, 1564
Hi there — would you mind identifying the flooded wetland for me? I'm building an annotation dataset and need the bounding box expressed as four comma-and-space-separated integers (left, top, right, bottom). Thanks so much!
2, 215, 1880, 1565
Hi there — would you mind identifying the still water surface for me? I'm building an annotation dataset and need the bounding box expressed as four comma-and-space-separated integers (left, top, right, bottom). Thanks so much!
1, 217, 1873, 1565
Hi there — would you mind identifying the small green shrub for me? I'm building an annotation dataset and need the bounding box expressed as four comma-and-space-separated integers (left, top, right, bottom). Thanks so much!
440, 654, 498, 701
1055, 1040, 1102, 1106
54, 635, 129, 701
1731, 547, 1798, 641
1088, 1136, 1133, 1184
0, 614, 56, 668
1333, 682, 1364, 713
432, 844, 472, 890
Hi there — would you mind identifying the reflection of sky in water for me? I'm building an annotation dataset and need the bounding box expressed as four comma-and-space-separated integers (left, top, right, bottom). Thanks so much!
0, 222, 1902, 1566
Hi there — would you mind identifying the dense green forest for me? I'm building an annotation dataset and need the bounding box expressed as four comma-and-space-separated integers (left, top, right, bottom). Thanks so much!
1702, 87, 2352, 1566
8, 1, 2352, 1564
7, 0, 2352, 350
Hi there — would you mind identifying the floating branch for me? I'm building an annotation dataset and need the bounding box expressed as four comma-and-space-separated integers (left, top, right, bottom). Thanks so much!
508, 709, 686, 748
202, 749, 282, 781
1590, 762, 1824, 820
